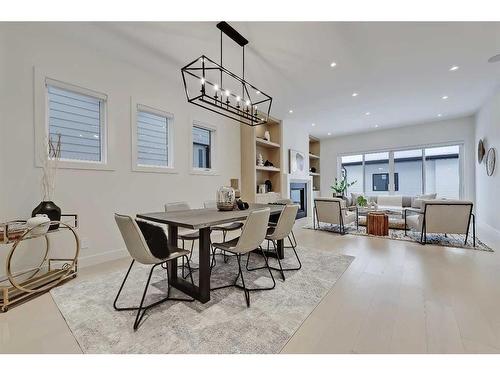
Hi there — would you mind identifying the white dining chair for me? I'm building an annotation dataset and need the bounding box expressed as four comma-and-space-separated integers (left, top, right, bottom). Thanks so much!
210, 207, 275, 307
246, 204, 300, 281
114, 214, 195, 330
204, 200, 244, 265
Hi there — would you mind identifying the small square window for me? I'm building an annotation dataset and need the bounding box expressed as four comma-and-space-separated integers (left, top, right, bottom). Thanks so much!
136, 107, 171, 168
47, 83, 106, 163
192, 126, 212, 169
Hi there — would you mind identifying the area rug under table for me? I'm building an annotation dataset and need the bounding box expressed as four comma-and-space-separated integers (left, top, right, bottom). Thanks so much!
304, 224, 493, 252
50, 247, 354, 354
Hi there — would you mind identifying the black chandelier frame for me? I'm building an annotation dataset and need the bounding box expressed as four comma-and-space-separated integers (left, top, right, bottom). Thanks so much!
181, 22, 273, 126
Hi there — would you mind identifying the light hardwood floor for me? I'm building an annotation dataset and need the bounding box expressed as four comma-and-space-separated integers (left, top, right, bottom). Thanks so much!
1, 218, 499, 354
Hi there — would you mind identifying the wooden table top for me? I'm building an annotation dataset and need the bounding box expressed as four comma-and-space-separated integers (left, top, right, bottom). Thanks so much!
137, 203, 284, 230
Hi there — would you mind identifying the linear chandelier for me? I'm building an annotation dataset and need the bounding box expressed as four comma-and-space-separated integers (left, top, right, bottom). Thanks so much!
181, 22, 273, 126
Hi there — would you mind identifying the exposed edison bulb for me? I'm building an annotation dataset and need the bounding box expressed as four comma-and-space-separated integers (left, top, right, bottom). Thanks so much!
236, 96, 241, 102
200, 78, 205, 84
225, 90, 230, 96
214, 84, 219, 91
245, 100, 250, 106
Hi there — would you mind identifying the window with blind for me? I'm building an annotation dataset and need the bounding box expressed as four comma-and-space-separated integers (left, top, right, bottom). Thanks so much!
192, 126, 212, 169
47, 82, 106, 163
136, 106, 172, 168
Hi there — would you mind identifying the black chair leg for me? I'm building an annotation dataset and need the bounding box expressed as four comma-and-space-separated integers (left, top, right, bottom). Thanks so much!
236, 254, 250, 307
114, 259, 195, 331
272, 240, 285, 281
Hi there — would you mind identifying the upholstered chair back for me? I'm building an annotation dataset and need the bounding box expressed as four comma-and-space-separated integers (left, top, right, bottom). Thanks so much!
314, 198, 345, 225
423, 200, 473, 234
203, 200, 217, 209
114, 214, 161, 265
269, 204, 299, 240
165, 201, 191, 212
235, 208, 271, 253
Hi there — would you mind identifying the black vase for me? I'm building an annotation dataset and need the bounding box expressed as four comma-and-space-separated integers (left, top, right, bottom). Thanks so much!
32, 201, 61, 231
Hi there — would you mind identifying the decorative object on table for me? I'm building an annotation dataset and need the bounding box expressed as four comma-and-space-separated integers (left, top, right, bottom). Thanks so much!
310, 166, 317, 173
257, 153, 264, 167
330, 177, 357, 198
181, 22, 272, 127
264, 130, 271, 141
230, 178, 241, 199
486, 147, 496, 176
236, 199, 249, 210
1, 214, 79, 312
34, 134, 62, 230
26, 214, 51, 236
289, 149, 305, 174
478, 139, 486, 163
216, 186, 236, 211
366, 212, 389, 236
264, 179, 272, 192
258, 184, 267, 194
264, 160, 274, 167
356, 195, 368, 207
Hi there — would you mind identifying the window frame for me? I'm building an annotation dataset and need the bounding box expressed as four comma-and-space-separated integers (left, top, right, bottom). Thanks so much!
34, 70, 113, 171
190, 120, 218, 175
338, 141, 464, 198
131, 102, 176, 174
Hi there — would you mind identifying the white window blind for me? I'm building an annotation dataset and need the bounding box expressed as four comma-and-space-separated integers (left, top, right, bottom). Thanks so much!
47, 83, 105, 162
192, 126, 211, 169
137, 107, 170, 167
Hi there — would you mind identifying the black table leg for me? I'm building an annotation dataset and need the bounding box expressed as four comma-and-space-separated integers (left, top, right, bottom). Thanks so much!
198, 227, 211, 303
167, 225, 211, 303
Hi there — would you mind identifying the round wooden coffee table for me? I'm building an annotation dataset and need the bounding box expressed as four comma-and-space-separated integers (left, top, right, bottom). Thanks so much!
366, 212, 389, 236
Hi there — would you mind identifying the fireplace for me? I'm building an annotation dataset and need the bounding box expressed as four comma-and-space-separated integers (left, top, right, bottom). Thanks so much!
290, 182, 307, 219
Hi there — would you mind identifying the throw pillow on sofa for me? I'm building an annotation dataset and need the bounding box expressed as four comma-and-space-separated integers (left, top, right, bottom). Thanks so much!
411, 193, 437, 209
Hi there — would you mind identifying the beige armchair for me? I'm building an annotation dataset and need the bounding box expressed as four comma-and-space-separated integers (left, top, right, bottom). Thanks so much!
314, 197, 358, 234
404, 199, 475, 246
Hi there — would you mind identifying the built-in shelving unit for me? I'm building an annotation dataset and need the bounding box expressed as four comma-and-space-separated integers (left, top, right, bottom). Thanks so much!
241, 117, 284, 203
309, 136, 321, 196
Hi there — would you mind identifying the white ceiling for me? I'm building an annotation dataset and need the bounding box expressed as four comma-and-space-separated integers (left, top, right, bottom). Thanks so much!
52, 22, 500, 138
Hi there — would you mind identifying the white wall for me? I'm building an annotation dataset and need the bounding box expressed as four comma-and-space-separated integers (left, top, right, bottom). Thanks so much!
0, 24, 240, 269
320, 116, 476, 202
475, 87, 500, 246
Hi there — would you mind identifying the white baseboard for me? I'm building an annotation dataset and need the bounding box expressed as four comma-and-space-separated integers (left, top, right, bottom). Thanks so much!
477, 220, 500, 249
77, 247, 128, 269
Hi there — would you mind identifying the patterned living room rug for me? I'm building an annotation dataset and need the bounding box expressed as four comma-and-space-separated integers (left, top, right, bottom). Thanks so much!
304, 224, 493, 252
50, 247, 354, 353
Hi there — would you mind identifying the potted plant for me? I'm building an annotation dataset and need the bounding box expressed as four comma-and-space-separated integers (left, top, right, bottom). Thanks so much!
330, 177, 357, 198
356, 195, 368, 207
32, 134, 62, 230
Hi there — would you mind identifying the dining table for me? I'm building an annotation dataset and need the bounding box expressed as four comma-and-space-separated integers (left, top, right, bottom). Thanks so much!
137, 203, 284, 303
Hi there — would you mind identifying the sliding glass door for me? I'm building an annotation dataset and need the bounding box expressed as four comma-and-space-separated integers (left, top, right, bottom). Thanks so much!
424, 145, 460, 199
339, 144, 462, 198
394, 149, 423, 196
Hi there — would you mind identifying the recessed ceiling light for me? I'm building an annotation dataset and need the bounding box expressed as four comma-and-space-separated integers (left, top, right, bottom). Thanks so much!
327, 132, 332, 136
442, 95, 449, 100
374, 124, 379, 128
330, 61, 337, 68
311, 123, 316, 127
352, 92, 359, 97
256, 91, 261, 95
365, 112, 371, 116
289, 109, 293, 114
449, 65, 459, 71
437, 113, 443, 117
